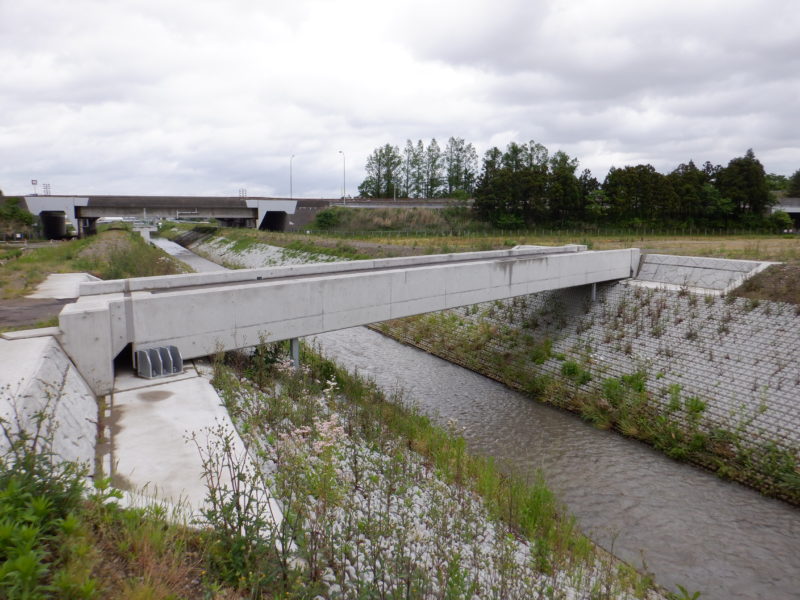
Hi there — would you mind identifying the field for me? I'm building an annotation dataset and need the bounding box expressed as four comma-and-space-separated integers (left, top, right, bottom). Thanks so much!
174, 222, 800, 304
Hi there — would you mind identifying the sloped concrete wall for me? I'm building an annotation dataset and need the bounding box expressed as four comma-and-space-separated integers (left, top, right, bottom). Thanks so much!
0, 336, 97, 467
634, 254, 771, 293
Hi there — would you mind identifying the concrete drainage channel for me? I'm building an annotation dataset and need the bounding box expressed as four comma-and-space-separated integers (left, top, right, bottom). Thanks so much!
0, 276, 276, 523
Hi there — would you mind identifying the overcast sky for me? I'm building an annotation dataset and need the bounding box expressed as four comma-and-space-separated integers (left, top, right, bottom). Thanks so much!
1, 0, 798, 198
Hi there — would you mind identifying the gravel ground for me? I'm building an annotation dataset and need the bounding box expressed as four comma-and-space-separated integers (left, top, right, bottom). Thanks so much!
218, 365, 663, 600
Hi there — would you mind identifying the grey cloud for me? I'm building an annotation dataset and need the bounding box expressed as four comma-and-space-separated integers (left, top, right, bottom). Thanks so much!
1, 0, 799, 197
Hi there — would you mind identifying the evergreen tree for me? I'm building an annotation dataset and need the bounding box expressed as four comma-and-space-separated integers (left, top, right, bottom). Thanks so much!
400, 140, 413, 198
578, 169, 600, 211
444, 137, 478, 196
524, 140, 549, 169
765, 173, 789, 192
547, 151, 581, 223
787, 169, 800, 197
667, 161, 710, 221
715, 149, 772, 216
602, 164, 675, 223
410, 140, 426, 198
473, 147, 504, 221
424, 139, 444, 198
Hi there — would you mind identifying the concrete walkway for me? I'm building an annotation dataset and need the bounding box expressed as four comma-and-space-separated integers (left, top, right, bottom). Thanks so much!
107, 366, 239, 513
105, 362, 282, 523
26, 272, 99, 299
150, 237, 225, 273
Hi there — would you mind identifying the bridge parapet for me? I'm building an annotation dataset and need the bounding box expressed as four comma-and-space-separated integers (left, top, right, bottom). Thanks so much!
59, 246, 640, 395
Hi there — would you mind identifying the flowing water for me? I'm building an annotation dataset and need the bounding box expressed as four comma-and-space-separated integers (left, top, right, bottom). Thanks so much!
311, 327, 800, 600
162, 239, 800, 599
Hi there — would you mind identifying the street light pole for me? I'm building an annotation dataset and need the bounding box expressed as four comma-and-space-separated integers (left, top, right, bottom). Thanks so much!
338, 150, 346, 205
290, 154, 295, 200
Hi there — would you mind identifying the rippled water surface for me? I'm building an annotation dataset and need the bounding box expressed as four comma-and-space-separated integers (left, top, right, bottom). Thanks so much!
312, 327, 800, 600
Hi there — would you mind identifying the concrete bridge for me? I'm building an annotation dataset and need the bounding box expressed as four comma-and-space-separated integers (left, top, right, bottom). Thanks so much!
57, 245, 640, 395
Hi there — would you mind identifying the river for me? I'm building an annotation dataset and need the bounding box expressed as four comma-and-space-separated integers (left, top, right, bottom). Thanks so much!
160, 238, 800, 599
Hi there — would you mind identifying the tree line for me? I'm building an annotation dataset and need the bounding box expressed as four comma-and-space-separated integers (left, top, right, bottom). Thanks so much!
359, 140, 799, 229
358, 138, 479, 200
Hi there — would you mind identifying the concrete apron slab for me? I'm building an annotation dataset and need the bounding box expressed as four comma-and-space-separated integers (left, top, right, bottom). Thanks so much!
106, 368, 283, 526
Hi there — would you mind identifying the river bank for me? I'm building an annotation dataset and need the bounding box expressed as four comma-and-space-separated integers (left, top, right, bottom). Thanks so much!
209, 346, 662, 599
171, 229, 800, 599
177, 226, 800, 503
372, 283, 800, 505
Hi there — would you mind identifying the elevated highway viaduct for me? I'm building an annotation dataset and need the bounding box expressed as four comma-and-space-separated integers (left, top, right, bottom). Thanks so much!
23, 195, 327, 236
57, 245, 641, 396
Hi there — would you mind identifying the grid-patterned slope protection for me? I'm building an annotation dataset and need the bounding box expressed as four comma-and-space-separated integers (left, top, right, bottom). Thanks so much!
426, 283, 800, 450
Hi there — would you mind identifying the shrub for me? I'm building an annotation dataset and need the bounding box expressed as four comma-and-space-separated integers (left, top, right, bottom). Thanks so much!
492, 213, 525, 230
0, 401, 91, 598
313, 208, 342, 229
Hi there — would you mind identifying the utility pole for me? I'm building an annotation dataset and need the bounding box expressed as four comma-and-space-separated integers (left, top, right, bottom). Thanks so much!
338, 150, 346, 205
290, 154, 295, 199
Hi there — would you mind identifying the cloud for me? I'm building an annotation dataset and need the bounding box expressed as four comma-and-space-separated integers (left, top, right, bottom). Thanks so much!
0, 0, 798, 198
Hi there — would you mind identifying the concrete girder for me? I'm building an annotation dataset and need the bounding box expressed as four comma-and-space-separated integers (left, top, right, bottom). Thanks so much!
59, 246, 640, 395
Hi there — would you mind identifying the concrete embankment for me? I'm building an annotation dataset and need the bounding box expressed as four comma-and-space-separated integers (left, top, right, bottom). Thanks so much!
0, 332, 97, 467
1, 270, 268, 521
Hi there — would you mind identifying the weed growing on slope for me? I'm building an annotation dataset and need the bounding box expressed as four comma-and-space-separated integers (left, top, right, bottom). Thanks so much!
205, 344, 661, 599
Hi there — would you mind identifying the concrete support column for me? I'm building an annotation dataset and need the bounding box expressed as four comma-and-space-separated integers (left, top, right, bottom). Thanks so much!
290, 338, 300, 370
591, 282, 597, 302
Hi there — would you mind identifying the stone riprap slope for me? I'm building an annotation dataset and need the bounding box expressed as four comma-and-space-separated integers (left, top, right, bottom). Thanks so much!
214, 357, 663, 600
191, 235, 337, 268
550, 285, 796, 444
375, 283, 800, 503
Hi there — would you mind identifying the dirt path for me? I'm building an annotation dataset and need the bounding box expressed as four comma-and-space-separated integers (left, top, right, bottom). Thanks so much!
0, 297, 73, 329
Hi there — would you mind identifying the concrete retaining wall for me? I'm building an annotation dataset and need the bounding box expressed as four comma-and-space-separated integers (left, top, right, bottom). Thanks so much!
0, 336, 97, 467
633, 253, 772, 294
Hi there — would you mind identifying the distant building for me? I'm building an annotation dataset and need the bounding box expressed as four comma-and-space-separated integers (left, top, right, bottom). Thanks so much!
772, 197, 800, 229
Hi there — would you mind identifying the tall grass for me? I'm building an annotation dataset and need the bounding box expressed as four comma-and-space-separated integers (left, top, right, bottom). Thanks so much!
0, 230, 187, 298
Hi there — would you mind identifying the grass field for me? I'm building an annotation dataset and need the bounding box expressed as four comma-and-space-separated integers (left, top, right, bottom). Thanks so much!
171, 223, 800, 304
0, 229, 187, 300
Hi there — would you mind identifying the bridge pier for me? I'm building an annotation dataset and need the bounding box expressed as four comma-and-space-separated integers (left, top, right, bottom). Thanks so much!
290, 338, 300, 371
591, 282, 597, 302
